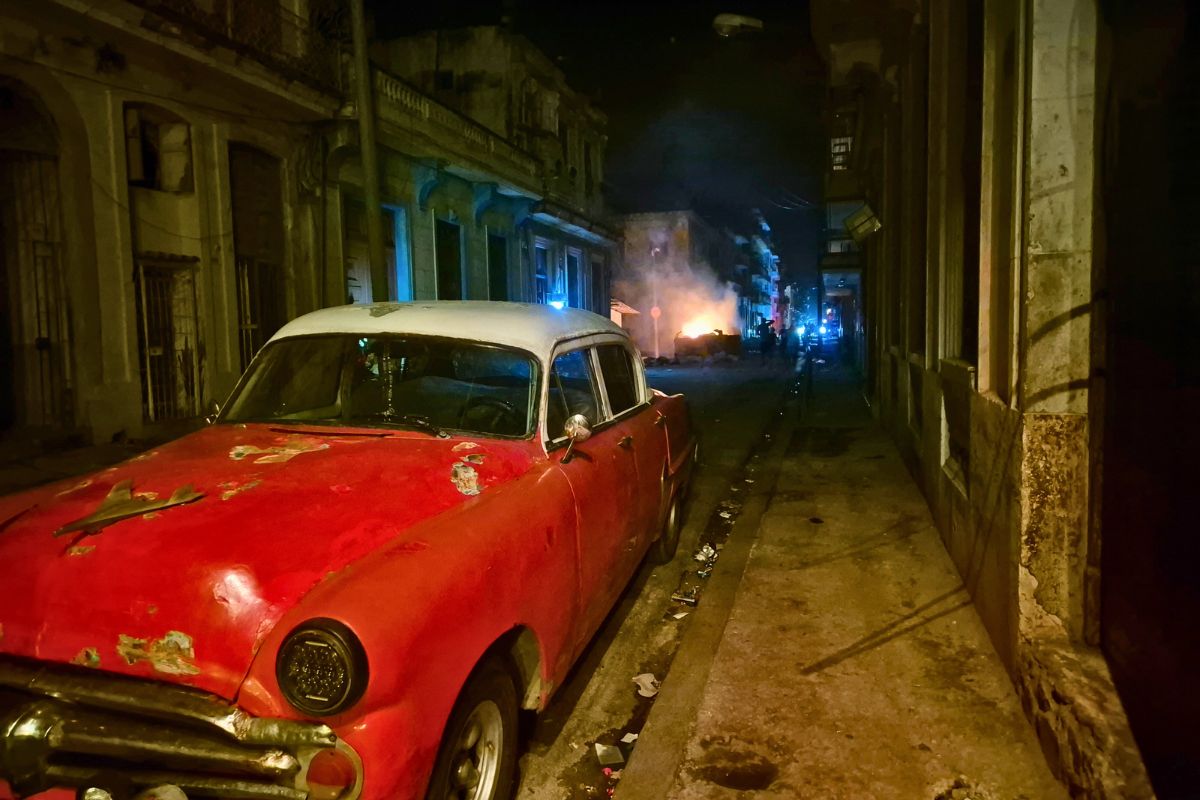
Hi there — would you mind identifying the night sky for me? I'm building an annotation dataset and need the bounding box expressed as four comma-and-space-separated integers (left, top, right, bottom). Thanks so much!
369, 0, 826, 282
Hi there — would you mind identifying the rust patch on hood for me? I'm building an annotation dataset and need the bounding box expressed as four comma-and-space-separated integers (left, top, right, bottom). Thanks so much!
56, 478, 92, 497
452, 442, 480, 452
229, 435, 330, 464
116, 630, 200, 676
450, 462, 481, 496
72, 647, 101, 668
66, 544, 95, 557
461, 453, 485, 464
54, 480, 205, 538
219, 479, 261, 501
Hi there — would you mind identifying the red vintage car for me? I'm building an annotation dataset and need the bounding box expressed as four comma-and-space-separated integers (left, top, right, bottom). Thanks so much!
0, 302, 696, 800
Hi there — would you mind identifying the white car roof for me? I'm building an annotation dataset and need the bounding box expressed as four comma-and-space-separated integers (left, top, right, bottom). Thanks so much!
269, 301, 627, 357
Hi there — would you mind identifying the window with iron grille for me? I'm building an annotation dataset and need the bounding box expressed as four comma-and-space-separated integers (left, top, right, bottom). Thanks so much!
236, 257, 285, 369
831, 136, 853, 171
135, 258, 202, 421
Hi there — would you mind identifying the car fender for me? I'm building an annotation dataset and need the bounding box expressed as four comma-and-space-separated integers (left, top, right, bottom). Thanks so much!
235, 462, 581, 800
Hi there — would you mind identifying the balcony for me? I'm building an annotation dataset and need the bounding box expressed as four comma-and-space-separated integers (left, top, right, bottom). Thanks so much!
369, 66, 541, 196
126, 0, 346, 92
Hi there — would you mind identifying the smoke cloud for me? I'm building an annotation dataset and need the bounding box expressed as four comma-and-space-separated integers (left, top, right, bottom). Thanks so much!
613, 260, 741, 358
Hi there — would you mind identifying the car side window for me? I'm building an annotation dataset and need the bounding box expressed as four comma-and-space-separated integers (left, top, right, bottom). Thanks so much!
547, 349, 599, 440
596, 343, 641, 417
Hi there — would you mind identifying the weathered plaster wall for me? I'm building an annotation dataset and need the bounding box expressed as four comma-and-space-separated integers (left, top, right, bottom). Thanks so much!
0, 13, 331, 440
851, 0, 1154, 794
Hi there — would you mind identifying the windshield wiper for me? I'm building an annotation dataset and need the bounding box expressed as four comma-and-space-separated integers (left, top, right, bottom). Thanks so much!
354, 413, 450, 438
267, 425, 394, 438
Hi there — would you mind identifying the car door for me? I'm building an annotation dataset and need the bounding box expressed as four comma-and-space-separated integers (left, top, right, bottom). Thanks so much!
594, 341, 669, 553
546, 346, 639, 646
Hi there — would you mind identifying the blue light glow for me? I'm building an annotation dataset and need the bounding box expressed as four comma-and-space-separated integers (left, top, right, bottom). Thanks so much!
548, 300, 566, 310
819, 325, 828, 335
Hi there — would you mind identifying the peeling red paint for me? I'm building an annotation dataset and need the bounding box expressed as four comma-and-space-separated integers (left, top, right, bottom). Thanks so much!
116, 630, 200, 676
450, 462, 481, 495
55, 479, 92, 497
218, 479, 261, 501
72, 647, 100, 668
229, 435, 331, 464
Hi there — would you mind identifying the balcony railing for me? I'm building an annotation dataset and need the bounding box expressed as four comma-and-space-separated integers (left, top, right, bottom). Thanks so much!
371, 67, 540, 185
127, 0, 347, 92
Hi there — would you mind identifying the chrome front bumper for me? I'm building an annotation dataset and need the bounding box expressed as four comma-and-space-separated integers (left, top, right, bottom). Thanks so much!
0, 657, 360, 800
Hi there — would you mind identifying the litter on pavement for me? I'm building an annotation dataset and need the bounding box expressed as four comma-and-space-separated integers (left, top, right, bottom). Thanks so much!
594, 742, 625, 766
632, 672, 660, 697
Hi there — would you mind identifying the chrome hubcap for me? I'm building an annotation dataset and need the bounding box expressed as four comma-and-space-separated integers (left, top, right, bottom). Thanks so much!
448, 701, 502, 800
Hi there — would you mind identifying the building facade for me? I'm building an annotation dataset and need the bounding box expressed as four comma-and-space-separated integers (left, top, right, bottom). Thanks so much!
373, 26, 619, 314
0, 0, 347, 444
0, 3, 616, 447
811, 0, 1197, 795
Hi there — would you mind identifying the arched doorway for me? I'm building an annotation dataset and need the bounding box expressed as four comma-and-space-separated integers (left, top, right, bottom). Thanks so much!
0, 78, 71, 433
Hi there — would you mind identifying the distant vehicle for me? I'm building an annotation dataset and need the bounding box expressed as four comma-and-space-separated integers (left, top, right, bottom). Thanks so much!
0, 301, 697, 800
800, 317, 840, 345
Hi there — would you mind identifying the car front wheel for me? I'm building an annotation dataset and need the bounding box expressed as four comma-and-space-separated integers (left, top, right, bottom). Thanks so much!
424, 657, 518, 800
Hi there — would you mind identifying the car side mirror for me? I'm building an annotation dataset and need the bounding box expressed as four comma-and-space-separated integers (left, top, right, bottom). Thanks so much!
561, 414, 592, 464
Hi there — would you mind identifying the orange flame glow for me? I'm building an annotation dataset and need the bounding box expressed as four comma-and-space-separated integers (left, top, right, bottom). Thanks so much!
681, 318, 721, 338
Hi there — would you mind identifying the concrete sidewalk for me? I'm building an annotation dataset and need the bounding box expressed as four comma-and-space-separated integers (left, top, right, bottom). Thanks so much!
621, 361, 1066, 799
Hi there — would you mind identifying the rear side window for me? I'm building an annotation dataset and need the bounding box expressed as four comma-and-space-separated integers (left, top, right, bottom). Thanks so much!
547, 349, 599, 439
597, 344, 641, 416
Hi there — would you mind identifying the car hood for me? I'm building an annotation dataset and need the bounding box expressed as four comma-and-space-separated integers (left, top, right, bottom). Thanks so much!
0, 423, 537, 699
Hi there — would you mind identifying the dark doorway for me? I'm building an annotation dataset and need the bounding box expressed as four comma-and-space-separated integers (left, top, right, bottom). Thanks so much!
0, 80, 70, 433
487, 233, 508, 301
342, 198, 396, 304
534, 243, 549, 304
435, 219, 463, 300
1099, 2, 1200, 796
566, 250, 580, 308
229, 144, 285, 369
591, 254, 606, 312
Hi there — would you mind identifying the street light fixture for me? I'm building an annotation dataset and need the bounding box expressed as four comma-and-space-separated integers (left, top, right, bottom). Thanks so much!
650, 246, 663, 359
713, 13, 764, 37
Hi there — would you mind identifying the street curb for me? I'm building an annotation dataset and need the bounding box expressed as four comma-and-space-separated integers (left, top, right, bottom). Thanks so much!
615, 390, 800, 798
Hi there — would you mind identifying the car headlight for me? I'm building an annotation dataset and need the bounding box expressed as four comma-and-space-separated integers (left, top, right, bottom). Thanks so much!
276, 619, 368, 716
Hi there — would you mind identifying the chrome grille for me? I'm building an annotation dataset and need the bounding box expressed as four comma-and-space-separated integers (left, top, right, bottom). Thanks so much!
0, 657, 357, 800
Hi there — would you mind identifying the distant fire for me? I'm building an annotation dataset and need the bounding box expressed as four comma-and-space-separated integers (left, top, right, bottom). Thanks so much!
681, 318, 722, 338
613, 255, 741, 356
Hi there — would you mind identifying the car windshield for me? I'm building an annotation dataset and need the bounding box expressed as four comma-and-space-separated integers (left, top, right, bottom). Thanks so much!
222, 334, 537, 438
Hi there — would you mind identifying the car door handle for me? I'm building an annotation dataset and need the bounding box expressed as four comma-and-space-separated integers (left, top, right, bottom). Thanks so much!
653, 413, 666, 427
618, 435, 633, 449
